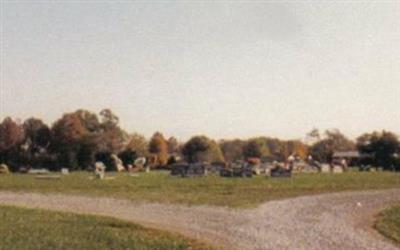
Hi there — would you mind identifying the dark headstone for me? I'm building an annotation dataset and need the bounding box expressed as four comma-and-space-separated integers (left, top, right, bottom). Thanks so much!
270, 167, 292, 177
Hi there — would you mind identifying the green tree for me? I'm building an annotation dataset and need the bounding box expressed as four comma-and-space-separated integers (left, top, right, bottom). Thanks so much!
242, 140, 262, 159
21, 118, 53, 168
357, 131, 399, 170
23, 118, 52, 151
182, 135, 225, 163
219, 139, 245, 162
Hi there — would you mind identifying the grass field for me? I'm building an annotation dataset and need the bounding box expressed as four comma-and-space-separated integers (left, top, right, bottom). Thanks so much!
0, 205, 213, 250
0, 171, 399, 207
376, 204, 400, 245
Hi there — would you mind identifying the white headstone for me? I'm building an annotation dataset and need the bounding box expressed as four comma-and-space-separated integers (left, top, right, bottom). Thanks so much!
95, 162, 106, 179
332, 165, 343, 173
111, 154, 125, 172
0, 164, 10, 174
321, 164, 331, 173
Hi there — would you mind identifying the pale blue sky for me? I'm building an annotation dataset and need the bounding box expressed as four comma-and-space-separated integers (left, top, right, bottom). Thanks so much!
1, 1, 399, 140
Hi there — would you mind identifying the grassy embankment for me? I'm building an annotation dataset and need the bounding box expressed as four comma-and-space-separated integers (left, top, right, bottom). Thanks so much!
0, 171, 399, 208
376, 204, 400, 245
0, 205, 213, 250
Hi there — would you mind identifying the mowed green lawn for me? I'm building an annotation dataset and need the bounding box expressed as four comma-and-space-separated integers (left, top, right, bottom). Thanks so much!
0, 205, 213, 250
376, 204, 400, 245
0, 171, 399, 207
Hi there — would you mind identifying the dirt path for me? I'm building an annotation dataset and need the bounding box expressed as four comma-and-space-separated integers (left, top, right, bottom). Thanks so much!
0, 189, 399, 250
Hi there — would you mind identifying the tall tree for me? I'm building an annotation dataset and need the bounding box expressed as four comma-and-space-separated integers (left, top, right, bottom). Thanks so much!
51, 113, 89, 169
21, 118, 53, 168
149, 132, 168, 166
0, 117, 25, 170
96, 109, 127, 154
23, 118, 51, 152
126, 133, 148, 157
0, 117, 25, 152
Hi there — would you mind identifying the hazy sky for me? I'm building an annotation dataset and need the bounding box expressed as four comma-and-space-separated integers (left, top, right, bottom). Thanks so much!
1, 1, 399, 141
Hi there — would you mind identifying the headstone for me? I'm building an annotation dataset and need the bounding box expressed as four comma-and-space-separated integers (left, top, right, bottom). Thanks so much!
321, 164, 331, 173
252, 164, 262, 175
61, 168, 69, 175
219, 168, 233, 177
171, 163, 207, 177
127, 164, 133, 171
19, 167, 29, 174
171, 164, 188, 176
264, 168, 271, 177
28, 168, 50, 175
332, 165, 343, 173
111, 154, 125, 172
0, 164, 10, 174
231, 163, 252, 177
36, 175, 61, 180
95, 162, 106, 179
186, 163, 207, 177
270, 167, 291, 177
134, 157, 146, 168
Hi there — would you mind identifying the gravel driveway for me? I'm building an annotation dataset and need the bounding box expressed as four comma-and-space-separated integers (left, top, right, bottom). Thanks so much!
0, 189, 399, 250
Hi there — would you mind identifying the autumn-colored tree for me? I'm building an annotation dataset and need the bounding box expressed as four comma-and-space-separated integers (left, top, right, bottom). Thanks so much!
95, 109, 127, 154
49, 109, 129, 170
0, 117, 25, 170
75, 109, 101, 132
286, 140, 308, 159
118, 132, 148, 167
182, 135, 224, 163
149, 132, 168, 167
0, 117, 25, 152
100, 108, 119, 130
52, 113, 88, 145
51, 113, 89, 169
126, 133, 148, 157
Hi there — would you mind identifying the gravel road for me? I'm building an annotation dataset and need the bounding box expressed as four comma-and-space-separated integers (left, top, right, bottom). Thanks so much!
0, 189, 399, 250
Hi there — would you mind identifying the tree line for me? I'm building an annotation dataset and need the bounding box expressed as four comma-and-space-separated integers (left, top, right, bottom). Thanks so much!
0, 109, 399, 171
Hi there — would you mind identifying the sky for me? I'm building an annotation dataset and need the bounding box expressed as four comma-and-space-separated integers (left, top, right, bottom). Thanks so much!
1, 1, 399, 141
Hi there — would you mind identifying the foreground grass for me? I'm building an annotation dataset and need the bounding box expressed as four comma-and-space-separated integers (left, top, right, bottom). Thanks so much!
376, 204, 400, 245
0, 205, 212, 250
0, 171, 399, 207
